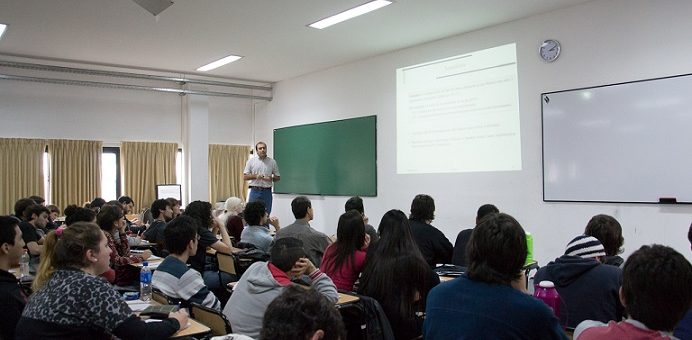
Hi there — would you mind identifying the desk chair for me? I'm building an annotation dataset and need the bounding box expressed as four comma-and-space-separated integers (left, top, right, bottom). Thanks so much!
152, 289, 172, 305
338, 293, 395, 340
216, 252, 237, 276
190, 302, 233, 336
216, 251, 239, 295
524, 261, 540, 290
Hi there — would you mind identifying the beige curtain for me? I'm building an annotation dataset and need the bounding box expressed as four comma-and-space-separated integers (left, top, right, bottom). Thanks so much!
47, 139, 102, 212
209, 144, 251, 203
0, 138, 46, 215
122, 141, 177, 212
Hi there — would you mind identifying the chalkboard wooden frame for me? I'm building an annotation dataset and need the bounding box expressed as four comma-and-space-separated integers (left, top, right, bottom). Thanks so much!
273, 115, 377, 196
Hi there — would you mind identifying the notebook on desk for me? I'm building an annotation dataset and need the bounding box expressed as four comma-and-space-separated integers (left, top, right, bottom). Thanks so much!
434, 264, 465, 276
140, 305, 179, 319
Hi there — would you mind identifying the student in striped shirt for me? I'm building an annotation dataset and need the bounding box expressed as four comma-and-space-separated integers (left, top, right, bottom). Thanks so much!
152, 215, 221, 310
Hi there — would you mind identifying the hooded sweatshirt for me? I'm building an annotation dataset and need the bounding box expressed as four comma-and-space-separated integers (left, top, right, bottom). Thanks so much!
534, 255, 624, 328
222, 261, 338, 339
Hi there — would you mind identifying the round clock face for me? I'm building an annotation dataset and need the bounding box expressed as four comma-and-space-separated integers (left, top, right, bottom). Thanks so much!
539, 39, 561, 62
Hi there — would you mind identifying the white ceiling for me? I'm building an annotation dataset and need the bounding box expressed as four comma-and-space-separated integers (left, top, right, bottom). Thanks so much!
0, 0, 592, 83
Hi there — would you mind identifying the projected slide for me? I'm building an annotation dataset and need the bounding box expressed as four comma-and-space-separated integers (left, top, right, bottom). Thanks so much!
396, 43, 521, 174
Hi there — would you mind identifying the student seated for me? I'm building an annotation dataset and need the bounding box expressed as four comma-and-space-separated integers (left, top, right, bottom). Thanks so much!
19, 203, 49, 272
142, 198, 173, 256
97, 204, 151, 286
261, 285, 346, 340
408, 194, 453, 267
423, 213, 567, 339
183, 201, 238, 295
451, 203, 499, 267
275, 196, 331, 268
45, 205, 61, 230
358, 209, 440, 340
674, 222, 692, 339
321, 210, 370, 291
534, 235, 624, 328
16, 222, 187, 339
574, 244, 692, 339
152, 216, 221, 310
220, 197, 245, 242
223, 237, 338, 339
344, 196, 379, 244
583, 214, 625, 267
0, 216, 28, 340
240, 201, 274, 253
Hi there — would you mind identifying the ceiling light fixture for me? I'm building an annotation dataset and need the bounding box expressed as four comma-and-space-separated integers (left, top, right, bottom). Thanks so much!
308, 0, 393, 30
0, 24, 7, 40
132, 0, 174, 16
196, 55, 243, 72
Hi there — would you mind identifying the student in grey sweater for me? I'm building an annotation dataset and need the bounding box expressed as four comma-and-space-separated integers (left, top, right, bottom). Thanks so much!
222, 237, 338, 339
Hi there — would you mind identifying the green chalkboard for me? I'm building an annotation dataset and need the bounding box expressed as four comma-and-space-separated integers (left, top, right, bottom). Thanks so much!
273, 115, 377, 196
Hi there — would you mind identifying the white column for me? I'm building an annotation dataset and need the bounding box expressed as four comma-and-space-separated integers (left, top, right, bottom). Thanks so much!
183, 94, 210, 203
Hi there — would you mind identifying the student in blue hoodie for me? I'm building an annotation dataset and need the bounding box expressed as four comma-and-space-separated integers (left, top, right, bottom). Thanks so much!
534, 235, 624, 329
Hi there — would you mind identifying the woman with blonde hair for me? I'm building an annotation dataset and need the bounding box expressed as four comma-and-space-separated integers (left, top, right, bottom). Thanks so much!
218, 197, 245, 242
18, 222, 187, 339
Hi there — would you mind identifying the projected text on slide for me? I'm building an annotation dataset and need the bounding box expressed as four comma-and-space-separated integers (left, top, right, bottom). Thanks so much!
396, 43, 521, 174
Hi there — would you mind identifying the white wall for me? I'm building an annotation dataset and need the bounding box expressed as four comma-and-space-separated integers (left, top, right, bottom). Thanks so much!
0, 81, 182, 143
0, 77, 255, 206
259, 0, 692, 264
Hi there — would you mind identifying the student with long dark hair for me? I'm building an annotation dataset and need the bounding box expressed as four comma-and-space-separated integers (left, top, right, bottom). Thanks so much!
97, 204, 151, 286
321, 210, 370, 291
16, 222, 187, 339
358, 209, 439, 340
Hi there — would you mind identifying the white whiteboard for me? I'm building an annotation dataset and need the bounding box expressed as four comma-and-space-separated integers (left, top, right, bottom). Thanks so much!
542, 74, 692, 203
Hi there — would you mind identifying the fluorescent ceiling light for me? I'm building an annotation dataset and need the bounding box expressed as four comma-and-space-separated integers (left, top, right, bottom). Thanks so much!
196, 55, 243, 72
309, 0, 393, 29
0, 24, 7, 40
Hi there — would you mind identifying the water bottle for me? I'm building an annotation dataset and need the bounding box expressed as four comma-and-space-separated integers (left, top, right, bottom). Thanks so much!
525, 232, 534, 265
140, 262, 152, 301
19, 249, 30, 279
534, 280, 560, 318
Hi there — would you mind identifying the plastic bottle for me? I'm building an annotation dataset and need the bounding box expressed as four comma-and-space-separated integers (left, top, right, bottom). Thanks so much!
19, 249, 30, 279
140, 261, 152, 301
534, 280, 560, 318
525, 232, 534, 265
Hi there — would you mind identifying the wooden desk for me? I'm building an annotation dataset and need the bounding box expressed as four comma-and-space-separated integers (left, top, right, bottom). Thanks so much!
337, 292, 360, 306
172, 318, 211, 338
133, 300, 211, 338
439, 275, 458, 282
131, 258, 164, 269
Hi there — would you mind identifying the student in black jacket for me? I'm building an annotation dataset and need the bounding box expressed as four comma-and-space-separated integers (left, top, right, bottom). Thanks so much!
451, 204, 499, 267
0, 216, 28, 340
408, 194, 452, 267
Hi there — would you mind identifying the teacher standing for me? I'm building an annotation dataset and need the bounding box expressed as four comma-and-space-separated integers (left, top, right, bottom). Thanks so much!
244, 141, 280, 213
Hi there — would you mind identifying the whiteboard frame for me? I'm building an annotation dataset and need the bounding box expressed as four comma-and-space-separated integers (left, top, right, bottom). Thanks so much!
541, 73, 692, 204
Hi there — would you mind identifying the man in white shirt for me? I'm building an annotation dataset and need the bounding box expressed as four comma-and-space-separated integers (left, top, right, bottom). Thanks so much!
244, 141, 280, 213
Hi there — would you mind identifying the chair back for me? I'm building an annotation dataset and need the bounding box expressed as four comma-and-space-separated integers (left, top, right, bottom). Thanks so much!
216, 251, 237, 276
152, 289, 171, 305
190, 302, 232, 336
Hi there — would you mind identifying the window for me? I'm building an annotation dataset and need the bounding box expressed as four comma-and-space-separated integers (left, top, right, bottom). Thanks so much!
102, 147, 121, 201
43, 146, 182, 204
